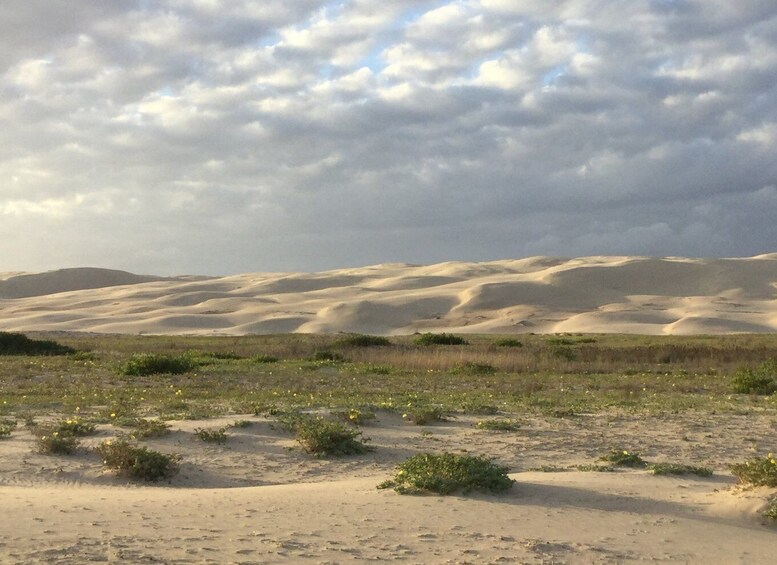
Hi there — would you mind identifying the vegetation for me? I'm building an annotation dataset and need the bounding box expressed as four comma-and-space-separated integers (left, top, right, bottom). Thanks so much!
414, 333, 468, 346
334, 408, 376, 426
730, 454, 777, 487
120, 353, 199, 376
96, 438, 180, 481
600, 449, 648, 468
0, 418, 17, 438
647, 463, 713, 477
309, 351, 345, 362
0, 332, 75, 356
276, 412, 370, 456
493, 338, 522, 347
334, 334, 391, 347
378, 453, 514, 495
55, 417, 97, 437
402, 406, 448, 425
194, 427, 228, 444
129, 418, 171, 439
35, 429, 80, 455
731, 360, 777, 394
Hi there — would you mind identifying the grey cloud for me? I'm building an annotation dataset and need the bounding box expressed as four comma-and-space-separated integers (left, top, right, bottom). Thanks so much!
1, 0, 776, 275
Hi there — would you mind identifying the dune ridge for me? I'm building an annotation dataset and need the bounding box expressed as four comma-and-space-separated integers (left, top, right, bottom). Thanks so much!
2, 255, 777, 335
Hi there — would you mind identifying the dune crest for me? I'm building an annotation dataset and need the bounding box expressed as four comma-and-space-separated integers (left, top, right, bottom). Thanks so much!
2, 256, 777, 335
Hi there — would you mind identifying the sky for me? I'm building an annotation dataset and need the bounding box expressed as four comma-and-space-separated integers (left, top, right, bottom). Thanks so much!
1, 0, 776, 275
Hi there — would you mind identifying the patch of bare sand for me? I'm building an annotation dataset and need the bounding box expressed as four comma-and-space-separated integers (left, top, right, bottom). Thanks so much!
1, 411, 775, 563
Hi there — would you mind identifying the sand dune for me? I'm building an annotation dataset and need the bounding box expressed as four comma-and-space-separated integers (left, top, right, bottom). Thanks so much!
2, 255, 777, 334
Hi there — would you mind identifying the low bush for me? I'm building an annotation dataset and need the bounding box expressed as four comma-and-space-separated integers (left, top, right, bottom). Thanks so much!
334, 334, 391, 347
402, 406, 447, 425
475, 419, 521, 432
574, 464, 615, 472
0, 331, 75, 356
193, 427, 228, 444
600, 449, 648, 468
56, 418, 97, 437
731, 361, 777, 395
130, 418, 171, 439
309, 351, 345, 362
230, 420, 253, 428
414, 333, 468, 346
764, 497, 777, 521
35, 429, 80, 455
253, 354, 279, 363
96, 438, 180, 481
0, 418, 17, 438
730, 454, 777, 487
647, 463, 712, 477
278, 413, 370, 456
120, 353, 199, 376
378, 452, 514, 495
460, 402, 499, 415
334, 408, 376, 426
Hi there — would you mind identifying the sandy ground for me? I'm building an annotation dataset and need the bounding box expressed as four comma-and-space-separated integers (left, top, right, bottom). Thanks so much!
3, 254, 777, 335
2, 411, 776, 564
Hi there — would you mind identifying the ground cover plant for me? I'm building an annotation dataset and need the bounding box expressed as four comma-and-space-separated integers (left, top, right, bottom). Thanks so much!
334, 408, 376, 426
647, 463, 713, 477
333, 334, 391, 347
194, 426, 228, 443
129, 418, 171, 439
378, 452, 514, 495
731, 360, 777, 394
276, 412, 370, 456
600, 449, 648, 468
35, 429, 80, 455
730, 454, 777, 487
402, 406, 448, 425
96, 438, 180, 481
0, 418, 17, 438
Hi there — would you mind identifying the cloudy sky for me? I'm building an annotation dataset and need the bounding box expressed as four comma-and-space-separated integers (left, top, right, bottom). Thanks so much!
2, 0, 776, 275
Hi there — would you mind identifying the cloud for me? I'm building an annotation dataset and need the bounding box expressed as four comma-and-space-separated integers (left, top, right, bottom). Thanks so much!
1, 0, 776, 275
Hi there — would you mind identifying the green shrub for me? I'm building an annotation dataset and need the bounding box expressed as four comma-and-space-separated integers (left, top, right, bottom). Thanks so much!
309, 351, 345, 362
574, 464, 615, 472
120, 353, 199, 376
193, 427, 228, 444
0, 331, 75, 356
731, 361, 777, 394
647, 463, 712, 477
334, 408, 376, 426
475, 418, 521, 431
96, 438, 180, 481
600, 449, 648, 468
0, 418, 17, 438
460, 402, 499, 415
130, 418, 171, 439
730, 454, 777, 487
452, 362, 496, 375
364, 364, 392, 375
334, 334, 391, 347
493, 338, 523, 347
56, 417, 97, 437
253, 354, 279, 363
764, 497, 777, 521
403, 406, 447, 425
279, 413, 370, 456
230, 420, 253, 428
414, 333, 468, 346
378, 453, 514, 495
35, 429, 80, 455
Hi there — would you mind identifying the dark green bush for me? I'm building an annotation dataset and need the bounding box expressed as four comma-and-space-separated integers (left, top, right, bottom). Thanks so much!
647, 463, 712, 477
414, 333, 468, 346
96, 438, 180, 481
35, 429, 80, 455
730, 454, 777, 487
731, 361, 777, 394
0, 332, 75, 356
129, 418, 171, 439
309, 350, 345, 362
378, 453, 514, 495
253, 354, 279, 363
600, 449, 647, 467
452, 362, 496, 375
278, 413, 370, 456
0, 418, 17, 438
194, 426, 228, 444
120, 353, 199, 376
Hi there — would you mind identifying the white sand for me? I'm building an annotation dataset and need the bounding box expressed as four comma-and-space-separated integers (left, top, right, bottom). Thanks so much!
1, 412, 775, 563
2, 255, 777, 335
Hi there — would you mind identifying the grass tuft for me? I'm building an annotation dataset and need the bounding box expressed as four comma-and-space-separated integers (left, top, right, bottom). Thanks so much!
402, 406, 448, 425
378, 452, 514, 495
193, 427, 228, 444
647, 462, 713, 477
600, 449, 648, 468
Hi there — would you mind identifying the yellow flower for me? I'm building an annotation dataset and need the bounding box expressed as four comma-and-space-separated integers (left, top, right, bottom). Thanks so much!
110, 413, 116, 418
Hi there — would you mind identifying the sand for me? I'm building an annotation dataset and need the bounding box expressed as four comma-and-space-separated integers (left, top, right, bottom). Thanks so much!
3, 254, 777, 335
2, 411, 776, 563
